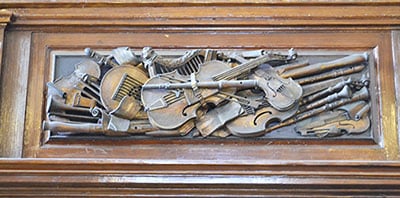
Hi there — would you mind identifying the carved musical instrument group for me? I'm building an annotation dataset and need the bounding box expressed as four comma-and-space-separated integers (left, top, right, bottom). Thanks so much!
43, 47, 372, 138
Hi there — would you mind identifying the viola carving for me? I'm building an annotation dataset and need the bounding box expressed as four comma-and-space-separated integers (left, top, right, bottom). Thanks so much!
43, 47, 373, 139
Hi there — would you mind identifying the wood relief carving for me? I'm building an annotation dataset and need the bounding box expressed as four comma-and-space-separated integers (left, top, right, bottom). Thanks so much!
1, 2, 400, 196
42, 47, 372, 139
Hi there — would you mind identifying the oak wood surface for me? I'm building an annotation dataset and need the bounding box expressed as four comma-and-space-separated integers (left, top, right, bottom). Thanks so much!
0, 1, 400, 196
0, 10, 11, 94
393, 31, 400, 159
19, 31, 395, 161
1, 159, 400, 197
5, 6, 400, 28
0, 31, 31, 158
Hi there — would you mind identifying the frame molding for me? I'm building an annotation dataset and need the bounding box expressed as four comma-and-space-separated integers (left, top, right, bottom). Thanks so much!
1, 159, 400, 196
1, 1, 400, 196
0, 9, 11, 81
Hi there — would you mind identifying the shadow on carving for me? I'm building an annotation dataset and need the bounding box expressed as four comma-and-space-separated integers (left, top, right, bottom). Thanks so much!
42, 47, 372, 139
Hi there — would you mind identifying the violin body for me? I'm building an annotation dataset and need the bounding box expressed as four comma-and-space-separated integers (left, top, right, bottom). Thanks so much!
251, 64, 303, 111
226, 89, 299, 137
227, 105, 298, 137
141, 61, 233, 130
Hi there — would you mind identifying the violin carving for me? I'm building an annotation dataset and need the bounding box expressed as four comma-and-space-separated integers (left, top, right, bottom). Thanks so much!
141, 60, 233, 130
141, 50, 298, 131
43, 47, 373, 139
250, 64, 302, 111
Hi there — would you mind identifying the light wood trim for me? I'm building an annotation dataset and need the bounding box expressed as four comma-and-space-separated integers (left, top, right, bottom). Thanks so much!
392, 31, 400, 159
4, 5, 400, 27
0, 9, 12, 84
0, 31, 32, 158
1, 0, 400, 7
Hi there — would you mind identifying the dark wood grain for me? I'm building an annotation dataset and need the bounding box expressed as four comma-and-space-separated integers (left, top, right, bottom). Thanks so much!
1, 159, 400, 197
0, 1, 400, 196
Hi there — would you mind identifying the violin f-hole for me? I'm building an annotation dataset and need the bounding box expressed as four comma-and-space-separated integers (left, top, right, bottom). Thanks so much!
253, 111, 272, 126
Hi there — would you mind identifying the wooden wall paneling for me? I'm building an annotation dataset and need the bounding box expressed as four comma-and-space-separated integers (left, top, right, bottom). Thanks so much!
1, 159, 400, 197
22, 32, 46, 158
392, 31, 400, 158
0, 2, 400, 196
377, 31, 398, 159
4, 6, 400, 28
0, 31, 32, 157
20, 31, 397, 161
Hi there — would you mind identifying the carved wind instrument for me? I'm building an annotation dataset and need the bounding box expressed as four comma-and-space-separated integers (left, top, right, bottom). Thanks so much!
280, 53, 368, 79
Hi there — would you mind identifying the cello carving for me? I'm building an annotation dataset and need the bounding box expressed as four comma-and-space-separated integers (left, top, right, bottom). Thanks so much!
43, 47, 373, 139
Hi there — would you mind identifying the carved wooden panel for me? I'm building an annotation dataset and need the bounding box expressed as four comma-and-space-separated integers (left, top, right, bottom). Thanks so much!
19, 31, 395, 160
46, 49, 372, 139
0, 2, 400, 197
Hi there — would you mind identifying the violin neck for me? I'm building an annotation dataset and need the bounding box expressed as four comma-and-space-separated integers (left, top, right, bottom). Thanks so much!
212, 54, 274, 81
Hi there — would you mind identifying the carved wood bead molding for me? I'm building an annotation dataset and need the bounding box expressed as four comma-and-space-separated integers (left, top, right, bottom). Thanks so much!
1, 159, 400, 197
1, 2, 400, 29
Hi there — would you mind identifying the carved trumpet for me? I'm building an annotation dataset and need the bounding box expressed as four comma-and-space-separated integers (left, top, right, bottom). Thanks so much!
301, 78, 352, 105
280, 53, 368, 79
299, 85, 352, 112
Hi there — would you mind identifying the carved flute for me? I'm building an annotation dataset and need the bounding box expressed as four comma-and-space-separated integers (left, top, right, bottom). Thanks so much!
299, 85, 352, 113
142, 79, 259, 90
43, 120, 156, 134
280, 53, 368, 79
275, 59, 310, 75
295, 65, 365, 85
